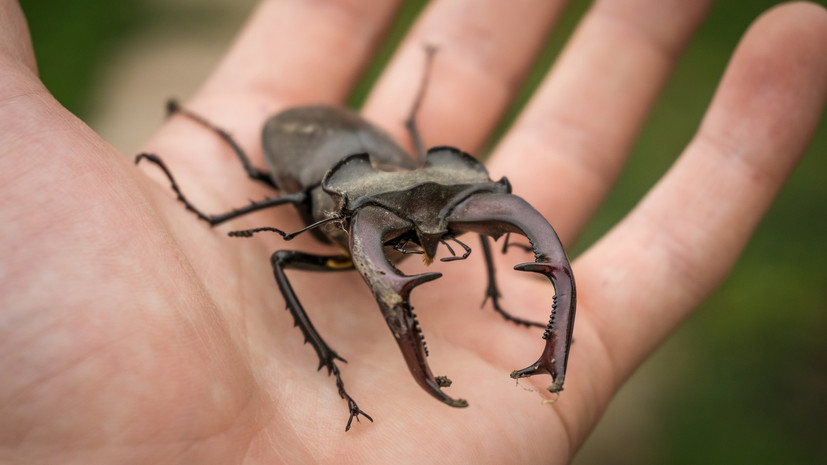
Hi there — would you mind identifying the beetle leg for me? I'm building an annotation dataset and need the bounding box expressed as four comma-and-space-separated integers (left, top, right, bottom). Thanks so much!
405, 44, 438, 162
479, 235, 545, 329
501, 232, 534, 253
445, 193, 576, 393
136, 153, 306, 226
166, 99, 276, 188
350, 206, 468, 408
269, 250, 372, 431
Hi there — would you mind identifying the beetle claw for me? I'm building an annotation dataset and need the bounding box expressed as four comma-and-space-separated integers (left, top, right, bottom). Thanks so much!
446, 193, 576, 394
510, 361, 565, 393
345, 399, 374, 432
350, 206, 468, 408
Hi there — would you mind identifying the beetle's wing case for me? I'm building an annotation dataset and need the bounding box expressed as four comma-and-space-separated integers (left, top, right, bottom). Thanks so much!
261, 106, 416, 193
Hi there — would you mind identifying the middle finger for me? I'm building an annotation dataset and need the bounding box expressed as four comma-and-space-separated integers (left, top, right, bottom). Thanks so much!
490, 0, 713, 244
363, 0, 570, 154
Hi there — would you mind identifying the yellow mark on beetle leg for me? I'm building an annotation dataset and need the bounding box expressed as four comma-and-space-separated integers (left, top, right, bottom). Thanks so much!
326, 257, 354, 269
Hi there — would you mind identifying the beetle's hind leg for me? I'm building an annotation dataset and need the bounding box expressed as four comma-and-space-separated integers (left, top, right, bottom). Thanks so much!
270, 250, 372, 431
166, 99, 275, 188
479, 235, 545, 329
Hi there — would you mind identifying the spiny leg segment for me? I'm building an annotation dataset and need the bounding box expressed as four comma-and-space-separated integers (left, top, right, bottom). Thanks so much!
166, 99, 275, 188
135, 100, 307, 226
135, 102, 307, 226
135, 153, 306, 226
270, 250, 372, 431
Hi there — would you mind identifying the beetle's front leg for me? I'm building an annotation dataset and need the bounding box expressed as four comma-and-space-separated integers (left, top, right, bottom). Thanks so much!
269, 250, 372, 431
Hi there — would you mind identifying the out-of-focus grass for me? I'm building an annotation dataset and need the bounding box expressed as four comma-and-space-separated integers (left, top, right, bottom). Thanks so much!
21, 0, 150, 118
21, 0, 826, 463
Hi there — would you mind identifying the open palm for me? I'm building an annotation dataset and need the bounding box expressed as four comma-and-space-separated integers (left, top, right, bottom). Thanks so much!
2, 1, 826, 464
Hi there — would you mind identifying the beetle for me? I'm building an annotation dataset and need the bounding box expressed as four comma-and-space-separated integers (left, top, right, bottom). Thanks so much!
135, 52, 576, 431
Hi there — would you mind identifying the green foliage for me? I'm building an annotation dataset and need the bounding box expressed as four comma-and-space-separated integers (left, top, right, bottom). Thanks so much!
21, 0, 150, 118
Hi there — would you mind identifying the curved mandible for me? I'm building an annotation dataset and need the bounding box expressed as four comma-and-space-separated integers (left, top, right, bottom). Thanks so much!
445, 193, 576, 393
349, 205, 468, 408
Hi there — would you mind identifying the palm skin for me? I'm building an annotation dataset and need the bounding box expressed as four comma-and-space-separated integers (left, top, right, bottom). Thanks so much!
1, 1, 826, 464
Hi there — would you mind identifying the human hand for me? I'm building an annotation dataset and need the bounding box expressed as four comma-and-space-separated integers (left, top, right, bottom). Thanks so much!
2, 1, 826, 464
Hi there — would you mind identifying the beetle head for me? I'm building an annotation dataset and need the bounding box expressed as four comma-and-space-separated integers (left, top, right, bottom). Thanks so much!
326, 148, 576, 405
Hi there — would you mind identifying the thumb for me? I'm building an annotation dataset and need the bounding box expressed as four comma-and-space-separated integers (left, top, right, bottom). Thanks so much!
0, 0, 37, 73
0, 2, 148, 271
0, 0, 128, 200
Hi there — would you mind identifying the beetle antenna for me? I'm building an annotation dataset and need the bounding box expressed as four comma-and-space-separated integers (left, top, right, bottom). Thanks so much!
405, 44, 439, 164
393, 237, 424, 255
228, 216, 343, 240
441, 239, 456, 257
440, 236, 471, 262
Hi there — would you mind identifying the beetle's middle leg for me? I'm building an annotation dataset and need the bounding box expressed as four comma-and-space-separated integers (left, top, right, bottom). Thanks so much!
269, 250, 371, 431
135, 153, 306, 226
479, 235, 545, 329
166, 99, 276, 188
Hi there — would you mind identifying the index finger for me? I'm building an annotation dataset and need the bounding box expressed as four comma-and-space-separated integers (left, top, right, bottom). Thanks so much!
200, 0, 402, 107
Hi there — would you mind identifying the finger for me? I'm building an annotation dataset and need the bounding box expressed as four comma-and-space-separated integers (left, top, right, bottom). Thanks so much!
198, 0, 403, 107
362, 0, 569, 154
144, 0, 402, 151
140, 1, 402, 220
0, 0, 37, 73
0, 0, 102, 170
489, 0, 713, 243
574, 1, 827, 409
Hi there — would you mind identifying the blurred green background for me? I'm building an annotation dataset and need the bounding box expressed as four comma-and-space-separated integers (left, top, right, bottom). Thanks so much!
20, 0, 826, 463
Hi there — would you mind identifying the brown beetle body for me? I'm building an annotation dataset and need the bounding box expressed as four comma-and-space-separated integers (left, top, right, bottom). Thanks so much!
262, 106, 416, 195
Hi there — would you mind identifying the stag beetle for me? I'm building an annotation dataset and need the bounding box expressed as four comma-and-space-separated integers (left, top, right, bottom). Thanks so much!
135, 52, 576, 431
